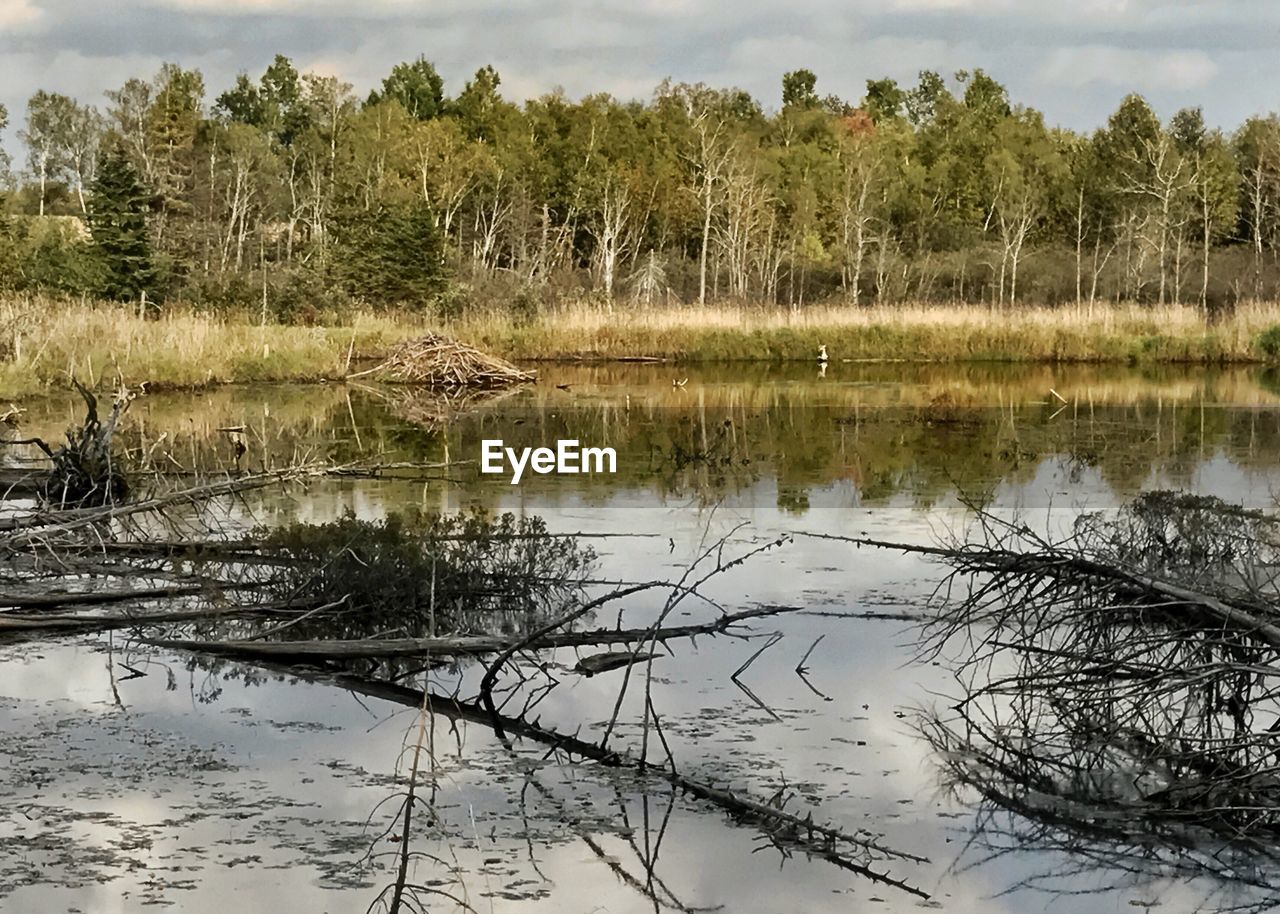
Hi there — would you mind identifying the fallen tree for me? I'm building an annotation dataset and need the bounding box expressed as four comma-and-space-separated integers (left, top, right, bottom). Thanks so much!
812, 492, 1280, 909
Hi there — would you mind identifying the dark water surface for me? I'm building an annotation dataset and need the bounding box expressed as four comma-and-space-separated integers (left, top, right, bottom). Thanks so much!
7, 362, 1280, 913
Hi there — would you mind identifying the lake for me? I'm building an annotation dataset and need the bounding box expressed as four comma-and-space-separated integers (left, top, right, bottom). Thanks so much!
5, 361, 1280, 913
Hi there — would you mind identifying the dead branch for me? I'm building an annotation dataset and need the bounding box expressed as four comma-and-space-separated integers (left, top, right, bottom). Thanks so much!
142, 604, 800, 660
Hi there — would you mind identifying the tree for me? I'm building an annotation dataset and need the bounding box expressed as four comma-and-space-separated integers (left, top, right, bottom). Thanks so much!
332, 200, 447, 303
0, 103, 10, 185
657, 81, 744, 305
452, 65, 508, 142
863, 79, 905, 124
1096, 94, 1165, 300
1188, 130, 1238, 309
781, 69, 819, 110
982, 111, 1064, 304
1234, 116, 1280, 298
210, 122, 278, 271
835, 115, 888, 304
369, 57, 445, 121
17, 93, 105, 215
87, 149, 157, 302
905, 70, 949, 127
61, 101, 104, 214
21, 91, 68, 216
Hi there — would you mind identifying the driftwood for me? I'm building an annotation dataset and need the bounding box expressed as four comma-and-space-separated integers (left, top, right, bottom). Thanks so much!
0, 466, 319, 538
800, 529, 1280, 651
0, 381, 130, 508
574, 651, 661, 676
0, 600, 328, 633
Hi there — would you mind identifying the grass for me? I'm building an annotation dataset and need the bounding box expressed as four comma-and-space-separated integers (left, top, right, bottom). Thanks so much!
457, 300, 1280, 364
0, 296, 421, 398
4, 295, 1280, 399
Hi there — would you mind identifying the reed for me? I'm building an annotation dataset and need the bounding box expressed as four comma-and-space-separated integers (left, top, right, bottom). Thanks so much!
5, 295, 1280, 398
456, 299, 1280, 363
0, 296, 420, 397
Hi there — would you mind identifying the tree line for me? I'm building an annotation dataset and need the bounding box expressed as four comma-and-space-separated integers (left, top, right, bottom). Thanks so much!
3, 56, 1280, 317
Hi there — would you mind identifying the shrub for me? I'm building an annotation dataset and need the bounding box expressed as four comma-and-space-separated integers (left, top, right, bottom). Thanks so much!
1257, 324, 1280, 359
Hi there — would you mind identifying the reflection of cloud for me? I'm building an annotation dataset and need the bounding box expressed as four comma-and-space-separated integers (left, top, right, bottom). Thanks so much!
1038, 45, 1217, 91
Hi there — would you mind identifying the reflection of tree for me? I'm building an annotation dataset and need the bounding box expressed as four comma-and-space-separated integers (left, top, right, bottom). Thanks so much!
434, 393, 1280, 510
25, 369, 1280, 511
916, 492, 1280, 912
181, 508, 598, 680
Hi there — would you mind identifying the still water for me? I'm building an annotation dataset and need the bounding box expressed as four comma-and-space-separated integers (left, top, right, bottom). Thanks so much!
6, 362, 1280, 913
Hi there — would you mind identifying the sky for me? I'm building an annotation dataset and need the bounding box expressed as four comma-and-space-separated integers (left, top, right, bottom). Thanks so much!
1, 0, 1280, 150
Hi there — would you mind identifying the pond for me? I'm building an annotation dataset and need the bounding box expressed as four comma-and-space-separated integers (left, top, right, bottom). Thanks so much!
6, 361, 1280, 913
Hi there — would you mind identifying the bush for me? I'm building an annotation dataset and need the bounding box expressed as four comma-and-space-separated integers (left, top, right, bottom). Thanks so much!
1257, 324, 1280, 359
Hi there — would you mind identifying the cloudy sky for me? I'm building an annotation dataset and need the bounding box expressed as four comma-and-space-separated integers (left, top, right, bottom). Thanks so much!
1, 0, 1279, 144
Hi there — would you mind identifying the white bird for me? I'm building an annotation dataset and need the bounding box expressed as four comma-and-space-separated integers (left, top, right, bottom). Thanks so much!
818, 345, 829, 364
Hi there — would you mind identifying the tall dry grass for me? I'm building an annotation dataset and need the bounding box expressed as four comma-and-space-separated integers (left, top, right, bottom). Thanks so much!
3, 295, 1279, 399
456, 300, 1280, 363
0, 296, 422, 398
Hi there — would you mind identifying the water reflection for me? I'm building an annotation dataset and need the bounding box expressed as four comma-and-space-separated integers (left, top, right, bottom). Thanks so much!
920, 492, 1280, 912
7, 364, 1280, 912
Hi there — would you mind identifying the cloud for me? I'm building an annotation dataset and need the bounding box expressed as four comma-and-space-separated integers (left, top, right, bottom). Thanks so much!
0, 0, 1272, 152
0, 0, 41, 28
1037, 45, 1217, 92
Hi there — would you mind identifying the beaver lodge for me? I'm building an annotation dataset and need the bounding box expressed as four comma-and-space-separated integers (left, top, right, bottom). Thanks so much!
348, 332, 536, 390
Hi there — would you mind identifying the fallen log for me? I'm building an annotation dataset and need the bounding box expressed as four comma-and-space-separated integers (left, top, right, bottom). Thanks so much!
800, 531, 1280, 651
0, 600, 330, 633
142, 604, 800, 660
324, 674, 931, 899
0, 467, 320, 538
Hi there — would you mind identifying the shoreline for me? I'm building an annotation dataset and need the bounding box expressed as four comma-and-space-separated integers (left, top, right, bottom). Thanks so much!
4, 297, 1280, 399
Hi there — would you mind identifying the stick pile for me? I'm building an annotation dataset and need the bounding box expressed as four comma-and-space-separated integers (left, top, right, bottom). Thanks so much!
350, 333, 535, 390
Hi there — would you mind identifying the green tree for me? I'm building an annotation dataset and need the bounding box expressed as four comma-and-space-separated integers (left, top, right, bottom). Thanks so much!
332, 200, 447, 303
369, 57, 445, 121
781, 69, 819, 110
863, 78, 905, 124
0, 103, 10, 185
87, 149, 157, 302
1234, 115, 1280, 297
452, 65, 509, 142
21, 91, 67, 215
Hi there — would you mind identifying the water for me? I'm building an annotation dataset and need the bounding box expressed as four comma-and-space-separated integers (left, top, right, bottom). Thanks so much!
6, 362, 1280, 913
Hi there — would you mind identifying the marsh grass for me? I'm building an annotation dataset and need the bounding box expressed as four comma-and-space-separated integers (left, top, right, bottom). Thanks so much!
5, 295, 1280, 398
0, 296, 421, 397
457, 300, 1280, 364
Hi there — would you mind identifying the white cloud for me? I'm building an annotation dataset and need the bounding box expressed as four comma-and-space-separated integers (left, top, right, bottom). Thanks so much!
889, 0, 1014, 10
1037, 45, 1216, 91
0, 0, 41, 28
142, 0, 531, 14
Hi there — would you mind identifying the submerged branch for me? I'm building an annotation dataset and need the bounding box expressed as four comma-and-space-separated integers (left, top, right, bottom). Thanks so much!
143, 604, 798, 660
